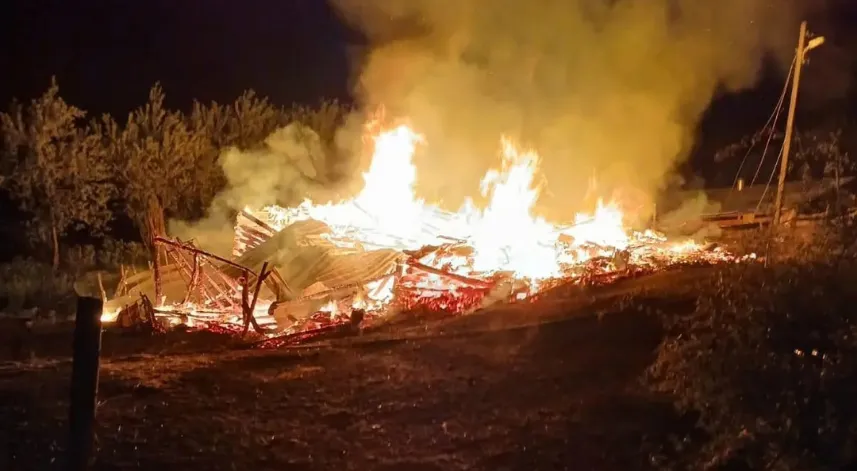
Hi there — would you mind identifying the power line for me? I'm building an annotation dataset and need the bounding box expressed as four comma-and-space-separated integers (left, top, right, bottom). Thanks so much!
728, 55, 795, 191
755, 146, 783, 215
749, 90, 787, 187
753, 53, 800, 216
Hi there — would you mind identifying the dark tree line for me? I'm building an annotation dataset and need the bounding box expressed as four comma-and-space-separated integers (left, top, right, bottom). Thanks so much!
0, 78, 350, 269
713, 121, 856, 190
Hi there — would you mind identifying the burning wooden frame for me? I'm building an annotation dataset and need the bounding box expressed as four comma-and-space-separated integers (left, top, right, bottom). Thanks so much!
104, 204, 750, 343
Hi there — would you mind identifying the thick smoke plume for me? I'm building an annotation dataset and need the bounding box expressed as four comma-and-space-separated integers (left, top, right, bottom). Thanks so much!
170, 118, 366, 255
332, 0, 809, 221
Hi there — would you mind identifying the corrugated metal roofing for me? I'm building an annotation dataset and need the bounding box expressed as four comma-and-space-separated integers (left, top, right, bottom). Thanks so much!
225, 219, 403, 301
233, 210, 277, 258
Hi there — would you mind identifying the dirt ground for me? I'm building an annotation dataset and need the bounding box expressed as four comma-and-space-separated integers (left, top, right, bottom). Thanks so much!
0, 267, 713, 471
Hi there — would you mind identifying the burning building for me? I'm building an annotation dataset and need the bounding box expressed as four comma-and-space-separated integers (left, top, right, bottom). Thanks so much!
103, 123, 748, 339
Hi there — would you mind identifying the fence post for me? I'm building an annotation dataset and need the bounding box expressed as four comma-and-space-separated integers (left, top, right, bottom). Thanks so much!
67, 296, 104, 471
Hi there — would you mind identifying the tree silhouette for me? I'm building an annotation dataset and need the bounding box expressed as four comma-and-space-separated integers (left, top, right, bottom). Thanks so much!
224, 90, 283, 150
0, 78, 114, 269
0, 78, 353, 268
115, 83, 212, 245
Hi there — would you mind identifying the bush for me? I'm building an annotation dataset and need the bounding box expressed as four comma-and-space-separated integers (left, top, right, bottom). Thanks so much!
647, 257, 857, 470
0, 257, 76, 314
62, 239, 149, 276
0, 240, 150, 315
96, 239, 149, 270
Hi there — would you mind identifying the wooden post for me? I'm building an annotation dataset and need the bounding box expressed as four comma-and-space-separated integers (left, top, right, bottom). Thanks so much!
773, 21, 807, 226
67, 296, 104, 471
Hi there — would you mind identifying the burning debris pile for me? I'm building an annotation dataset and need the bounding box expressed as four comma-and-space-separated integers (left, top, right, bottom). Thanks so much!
103, 124, 751, 340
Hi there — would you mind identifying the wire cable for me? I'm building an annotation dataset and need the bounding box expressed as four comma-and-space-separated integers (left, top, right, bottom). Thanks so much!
728, 54, 795, 191
754, 146, 783, 215
749, 96, 786, 187
753, 52, 803, 217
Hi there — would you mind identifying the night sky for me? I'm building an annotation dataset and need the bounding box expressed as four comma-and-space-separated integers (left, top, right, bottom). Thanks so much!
2, 0, 857, 179
0, 0, 357, 114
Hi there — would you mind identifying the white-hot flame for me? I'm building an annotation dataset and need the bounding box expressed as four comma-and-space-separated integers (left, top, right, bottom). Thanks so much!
464, 137, 561, 280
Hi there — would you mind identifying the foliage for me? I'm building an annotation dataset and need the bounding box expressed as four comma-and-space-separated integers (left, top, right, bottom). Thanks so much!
0, 257, 76, 313
110, 87, 351, 242
113, 83, 213, 242
795, 129, 857, 210
713, 129, 783, 165
0, 78, 353, 254
289, 99, 351, 145
0, 78, 115, 268
0, 78, 353, 309
97, 239, 149, 269
286, 99, 354, 184
647, 230, 857, 470
63, 240, 148, 275
0, 236, 151, 313
716, 126, 856, 192
221, 89, 285, 150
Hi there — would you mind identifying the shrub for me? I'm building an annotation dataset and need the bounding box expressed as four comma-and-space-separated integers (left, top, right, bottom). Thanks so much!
647, 256, 857, 470
0, 257, 76, 313
96, 239, 149, 270
0, 240, 150, 315
63, 240, 149, 275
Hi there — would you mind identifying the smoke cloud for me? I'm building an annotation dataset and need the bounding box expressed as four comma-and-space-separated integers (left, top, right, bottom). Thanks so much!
331, 0, 810, 220
170, 118, 367, 255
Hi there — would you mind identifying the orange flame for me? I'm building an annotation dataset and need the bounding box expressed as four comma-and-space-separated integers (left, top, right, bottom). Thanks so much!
257, 121, 724, 289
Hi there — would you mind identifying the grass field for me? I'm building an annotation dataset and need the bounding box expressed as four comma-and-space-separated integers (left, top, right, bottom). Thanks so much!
1, 267, 715, 470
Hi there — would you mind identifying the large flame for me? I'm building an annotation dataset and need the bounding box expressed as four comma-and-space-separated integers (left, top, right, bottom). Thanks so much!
261, 121, 715, 284
106, 120, 747, 331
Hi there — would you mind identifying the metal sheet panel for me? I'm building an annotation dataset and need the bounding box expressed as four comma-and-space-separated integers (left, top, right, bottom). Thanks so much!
225, 219, 403, 301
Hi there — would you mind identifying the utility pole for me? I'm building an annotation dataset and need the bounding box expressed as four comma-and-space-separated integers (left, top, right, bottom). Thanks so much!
773, 21, 825, 226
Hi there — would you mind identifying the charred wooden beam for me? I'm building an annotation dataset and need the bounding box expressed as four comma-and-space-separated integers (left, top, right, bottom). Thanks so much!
167, 248, 208, 306
239, 209, 278, 234
184, 253, 201, 305
242, 262, 271, 335
239, 225, 275, 242
154, 236, 256, 276
265, 267, 292, 300
166, 248, 213, 305
164, 248, 193, 286
139, 294, 159, 330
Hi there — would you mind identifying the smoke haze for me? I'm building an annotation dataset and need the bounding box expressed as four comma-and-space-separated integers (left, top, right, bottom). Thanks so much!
173, 0, 823, 252
170, 118, 367, 255
331, 0, 812, 220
